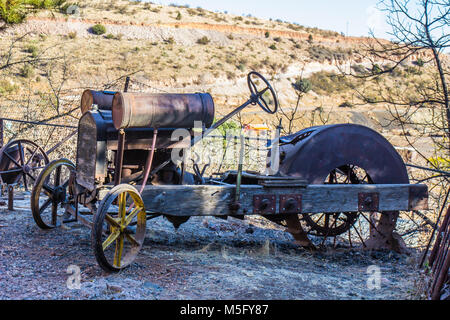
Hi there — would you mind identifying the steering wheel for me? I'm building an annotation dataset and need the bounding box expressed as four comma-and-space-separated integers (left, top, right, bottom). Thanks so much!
247, 71, 279, 114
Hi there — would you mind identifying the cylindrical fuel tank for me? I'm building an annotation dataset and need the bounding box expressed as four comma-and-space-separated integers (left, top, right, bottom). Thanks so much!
112, 92, 215, 129
81, 90, 116, 114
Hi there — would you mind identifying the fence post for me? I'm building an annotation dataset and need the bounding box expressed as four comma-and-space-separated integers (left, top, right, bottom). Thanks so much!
0, 118, 3, 148
8, 184, 14, 211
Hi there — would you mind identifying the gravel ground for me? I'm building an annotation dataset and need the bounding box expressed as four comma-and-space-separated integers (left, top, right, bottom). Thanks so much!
0, 191, 421, 300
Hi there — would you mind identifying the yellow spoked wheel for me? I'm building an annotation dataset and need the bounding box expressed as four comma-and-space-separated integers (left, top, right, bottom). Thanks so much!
92, 184, 147, 272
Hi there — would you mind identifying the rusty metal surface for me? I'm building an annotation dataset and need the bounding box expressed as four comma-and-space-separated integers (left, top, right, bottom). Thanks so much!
76, 109, 192, 190
279, 194, 302, 214
253, 194, 276, 214
278, 124, 409, 185
112, 92, 215, 129
358, 192, 379, 211
81, 90, 116, 114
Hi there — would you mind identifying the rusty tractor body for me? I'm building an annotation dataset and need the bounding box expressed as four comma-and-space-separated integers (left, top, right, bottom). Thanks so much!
30, 72, 429, 272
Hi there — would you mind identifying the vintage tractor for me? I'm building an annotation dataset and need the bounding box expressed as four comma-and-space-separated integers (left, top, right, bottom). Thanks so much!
30, 72, 428, 272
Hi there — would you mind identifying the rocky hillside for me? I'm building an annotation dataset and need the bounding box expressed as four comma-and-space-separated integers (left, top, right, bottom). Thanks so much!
0, 0, 442, 156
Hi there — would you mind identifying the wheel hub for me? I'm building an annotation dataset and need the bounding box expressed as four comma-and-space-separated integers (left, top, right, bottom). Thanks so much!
23, 164, 31, 174
54, 186, 66, 202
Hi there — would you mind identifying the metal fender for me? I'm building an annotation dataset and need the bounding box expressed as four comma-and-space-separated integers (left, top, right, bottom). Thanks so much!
278, 124, 409, 184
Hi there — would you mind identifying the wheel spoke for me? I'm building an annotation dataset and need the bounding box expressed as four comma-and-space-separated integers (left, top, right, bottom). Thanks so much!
51, 201, 58, 225
102, 229, 121, 250
360, 212, 382, 236
105, 214, 121, 229
314, 213, 325, 224
113, 234, 124, 267
42, 184, 55, 198
18, 142, 25, 166
249, 80, 258, 94
351, 224, 367, 247
25, 147, 39, 166
124, 207, 142, 227
55, 166, 61, 187
118, 192, 127, 225
39, 198, 52, 213
258, 86, 270, 97
22, 173, 28, 191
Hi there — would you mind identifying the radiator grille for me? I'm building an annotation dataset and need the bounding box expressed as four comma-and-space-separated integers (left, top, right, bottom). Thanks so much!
76, 114, 97, 191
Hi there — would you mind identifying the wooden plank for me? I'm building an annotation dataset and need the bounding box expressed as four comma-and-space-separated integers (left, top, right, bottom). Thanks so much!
122, 184, 429, 217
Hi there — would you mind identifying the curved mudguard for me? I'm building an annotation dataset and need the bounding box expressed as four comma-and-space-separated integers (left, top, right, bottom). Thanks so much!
278, 124, 409, 184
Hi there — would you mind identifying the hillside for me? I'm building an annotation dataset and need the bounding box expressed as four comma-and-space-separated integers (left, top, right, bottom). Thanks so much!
0, 0, 442, 159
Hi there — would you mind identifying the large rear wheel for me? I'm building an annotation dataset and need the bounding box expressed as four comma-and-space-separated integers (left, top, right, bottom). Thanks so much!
302, 165, 371, 237
286, 164, 399, 249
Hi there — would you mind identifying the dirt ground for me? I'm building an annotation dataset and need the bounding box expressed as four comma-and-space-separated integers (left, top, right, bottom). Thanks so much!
0, 191, 422, 300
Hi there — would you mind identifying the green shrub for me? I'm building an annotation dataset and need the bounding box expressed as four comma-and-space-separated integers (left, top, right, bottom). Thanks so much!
175, 11, 182, 20
1, 0, 65, 24
273, 37, 282, 42
308, 71, 352, 95
25, 44, 38, 57
371, 64, 382, 74
237, 63, 245, 71
196, 36, 210, 45
292, 78, 311, 94
269, 44, 277, 50
0, 80, 18, 94
307, 34, 313, 43
338, 101, 353, 108
67, 31, 77, 39
20, 64, 34, 78
264, 31, 270, 38
91, 24, 106, 35
0, 0, 26, 24
415, 58, 425, 67
26, 0, 63, 9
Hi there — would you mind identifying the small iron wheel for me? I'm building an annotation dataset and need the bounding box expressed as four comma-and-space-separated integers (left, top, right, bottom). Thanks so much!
92, 184, 147, 272
31, 158, 75, 229
0, 139, 49, 190
302, 165, 372, 237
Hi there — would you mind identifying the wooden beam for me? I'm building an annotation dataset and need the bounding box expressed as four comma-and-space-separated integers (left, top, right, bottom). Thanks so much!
99, 183, 428, 217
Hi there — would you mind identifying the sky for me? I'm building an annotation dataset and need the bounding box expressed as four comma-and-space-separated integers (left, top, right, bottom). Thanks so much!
149, 0, 391, 38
